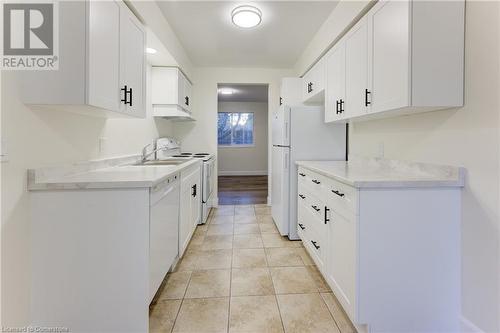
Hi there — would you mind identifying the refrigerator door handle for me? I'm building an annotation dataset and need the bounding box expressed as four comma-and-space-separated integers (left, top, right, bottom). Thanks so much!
284, 151, 289, 170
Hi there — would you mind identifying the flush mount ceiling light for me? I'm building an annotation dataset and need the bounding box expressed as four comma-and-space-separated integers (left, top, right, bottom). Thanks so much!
146, 47, 157, 54
218, 88, 234, 95
231, 5, 262, 28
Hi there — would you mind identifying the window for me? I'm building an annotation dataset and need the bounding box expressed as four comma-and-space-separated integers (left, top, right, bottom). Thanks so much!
218, 112, 254, 146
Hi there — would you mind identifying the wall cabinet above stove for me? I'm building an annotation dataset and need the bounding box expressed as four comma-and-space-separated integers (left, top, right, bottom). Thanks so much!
323, 0, 465, 123
152, 67, 195, 121
19, 1, 146, 118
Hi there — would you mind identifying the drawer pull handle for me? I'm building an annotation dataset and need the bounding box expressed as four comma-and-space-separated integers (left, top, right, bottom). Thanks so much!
324, 206, 330, 224
311, 205, 321, 212
298, 223, 305, 230
299, 194, 306, 199
311, 240, 320, 250
299, 173, 306, 177
332, 190, 345, 197
312, 179, 321, 185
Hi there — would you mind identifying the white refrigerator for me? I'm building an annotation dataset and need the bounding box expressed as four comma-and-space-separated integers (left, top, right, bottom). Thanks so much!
271, 105, 346, 240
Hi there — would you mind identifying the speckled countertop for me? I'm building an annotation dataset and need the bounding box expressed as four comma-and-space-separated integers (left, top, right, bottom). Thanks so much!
296, 156, 465, 188
28, 155, 201, 190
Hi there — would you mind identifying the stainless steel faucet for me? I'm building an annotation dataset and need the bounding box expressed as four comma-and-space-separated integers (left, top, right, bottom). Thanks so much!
141, 143, 167, 163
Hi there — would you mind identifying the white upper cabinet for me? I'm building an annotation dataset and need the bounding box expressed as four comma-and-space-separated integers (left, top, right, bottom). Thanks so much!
368, 0, 410, 114
152, 67, 194, 120
324, 0, 464, 122
119, 2, 146, 116
20, 1, 146, 118
280, 78, 303, 107
344, 16, 369, 119
325, 42, 346, 123
302, 58, 326, 104
87, 1, 121, 113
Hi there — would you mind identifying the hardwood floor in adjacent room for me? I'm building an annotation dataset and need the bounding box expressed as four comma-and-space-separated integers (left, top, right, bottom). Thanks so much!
218, 176, 268, 205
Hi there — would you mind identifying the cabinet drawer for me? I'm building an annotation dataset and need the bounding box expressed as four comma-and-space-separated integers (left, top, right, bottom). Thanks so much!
298, 167, 325, 194
322, 177, 358, 217
303, 224, 326, 269
298, 198, 327, 270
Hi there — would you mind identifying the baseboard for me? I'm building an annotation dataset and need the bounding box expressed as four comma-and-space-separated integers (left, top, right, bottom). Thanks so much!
461, 316, 485, 333
218, 170, 268, 176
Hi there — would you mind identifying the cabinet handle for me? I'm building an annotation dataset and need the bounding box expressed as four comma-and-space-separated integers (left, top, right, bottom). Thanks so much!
307, 82, 313, 93
332, 189, 345, 197
298, 223, 305, 230
311, 205, 320, 212
192, 184, 197, 197
365, 89, 371, 107
324, 206, 330, 224
121, 85, 132, 106
311, 240, 320, 250
279, 97, 283, 106
336, 100, 340, 114
311, 179, 321, 185
340, 99, 344, 113
299, 194, 306, 199
185, 96, 189, 106
299, 173, 306, 177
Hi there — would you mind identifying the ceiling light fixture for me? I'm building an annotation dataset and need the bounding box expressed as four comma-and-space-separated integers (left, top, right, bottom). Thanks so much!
219, 88, 234, 95
146, 47, 157, 54
231, 5, 262, 28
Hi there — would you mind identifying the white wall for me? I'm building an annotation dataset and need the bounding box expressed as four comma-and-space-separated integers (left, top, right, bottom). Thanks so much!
217, 101, 269, 176
173, 67, 294, 205
0, 67, 174, 326
294, 1, 500, 331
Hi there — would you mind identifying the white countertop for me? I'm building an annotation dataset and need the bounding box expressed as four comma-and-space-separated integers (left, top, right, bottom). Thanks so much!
296, 157, 465, 188
28, 156, 201, 190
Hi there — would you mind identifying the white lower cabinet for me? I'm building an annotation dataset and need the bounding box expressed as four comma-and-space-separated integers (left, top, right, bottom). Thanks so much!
179, 162, 202, 257
297, 165, 461, 332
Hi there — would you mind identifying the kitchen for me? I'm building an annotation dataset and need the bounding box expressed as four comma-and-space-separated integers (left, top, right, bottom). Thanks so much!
1, 1, 499, 333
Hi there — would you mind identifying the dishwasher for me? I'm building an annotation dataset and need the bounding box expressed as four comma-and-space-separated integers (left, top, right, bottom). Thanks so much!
149, 174, 180, 302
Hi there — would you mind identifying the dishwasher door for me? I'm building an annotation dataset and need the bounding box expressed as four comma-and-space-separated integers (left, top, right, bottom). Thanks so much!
149, 177, 180, 302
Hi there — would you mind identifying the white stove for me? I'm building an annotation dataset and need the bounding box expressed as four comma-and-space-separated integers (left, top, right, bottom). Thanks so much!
155, 138, 215, 224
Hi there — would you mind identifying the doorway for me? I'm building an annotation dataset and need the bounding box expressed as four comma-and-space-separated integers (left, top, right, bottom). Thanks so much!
216, 84, 269, 205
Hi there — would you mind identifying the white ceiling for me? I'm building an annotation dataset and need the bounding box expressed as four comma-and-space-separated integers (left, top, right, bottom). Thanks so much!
155, 1, 338, 68
218, 84, 268, 102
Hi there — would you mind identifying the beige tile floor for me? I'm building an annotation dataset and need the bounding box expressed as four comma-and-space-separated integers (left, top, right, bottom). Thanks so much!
150, 204, 357, 333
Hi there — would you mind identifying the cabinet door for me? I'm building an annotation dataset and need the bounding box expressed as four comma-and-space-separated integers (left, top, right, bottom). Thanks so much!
345, 17, 369, 118
302, 71, 313, 102
326, 210, 356, 318
183, 79, 192, 113
119, 3, 146, 117
191, 180, 201, 227
325, 43, 345, 122
179, 181, 192, 257
369, 0, 410, 114
87, 1, 120, 112
177, 72, 186, 110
